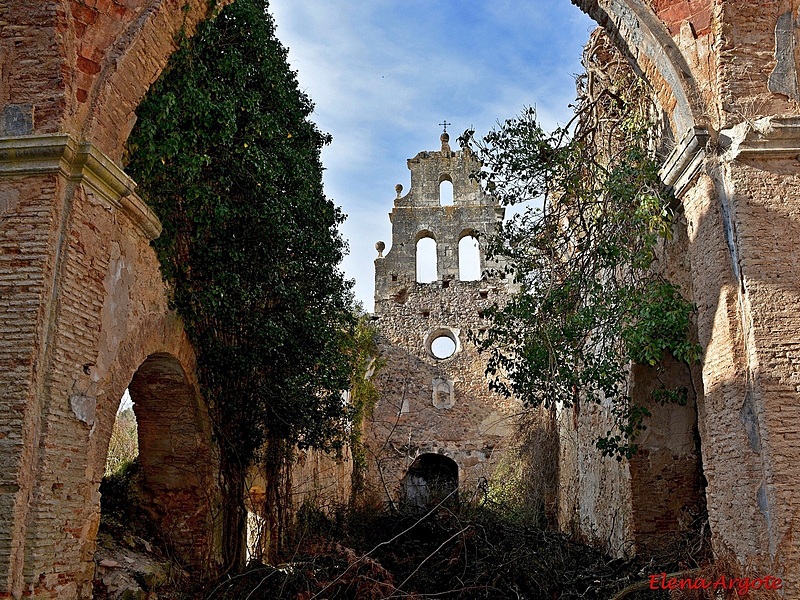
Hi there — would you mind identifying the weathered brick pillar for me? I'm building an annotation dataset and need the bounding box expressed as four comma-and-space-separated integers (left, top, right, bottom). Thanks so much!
0, 135, 222, 598
0, 136, 147, 596
0, 1, 232, 596
572, 0, 800, 584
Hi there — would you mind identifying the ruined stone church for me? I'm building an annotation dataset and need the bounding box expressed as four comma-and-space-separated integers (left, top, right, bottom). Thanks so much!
3, 0, 800, 598
366, 130, 521, 507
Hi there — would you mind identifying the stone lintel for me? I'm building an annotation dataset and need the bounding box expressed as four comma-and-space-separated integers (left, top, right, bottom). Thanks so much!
721, 116, 800, 161
0, 134, 161, 240
661, 126, 710, 199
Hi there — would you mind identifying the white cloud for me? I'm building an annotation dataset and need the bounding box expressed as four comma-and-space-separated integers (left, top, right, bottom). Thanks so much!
269, 0, 594, 310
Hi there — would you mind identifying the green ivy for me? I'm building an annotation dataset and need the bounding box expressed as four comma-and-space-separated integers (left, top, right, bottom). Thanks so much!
126, 0, 357, 567
346, 314, 384, 496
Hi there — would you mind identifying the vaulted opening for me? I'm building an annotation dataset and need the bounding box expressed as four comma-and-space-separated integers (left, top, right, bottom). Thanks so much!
627, 355, 708, 555
416, 236, 438, 283
98, 353, 219, 573
439, 177, 454, 206
458, 235, 481, 281
403, 453, 459, 508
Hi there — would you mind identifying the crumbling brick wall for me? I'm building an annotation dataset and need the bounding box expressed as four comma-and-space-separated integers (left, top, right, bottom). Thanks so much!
567, 0, 800, 588
0, 2, 231, 597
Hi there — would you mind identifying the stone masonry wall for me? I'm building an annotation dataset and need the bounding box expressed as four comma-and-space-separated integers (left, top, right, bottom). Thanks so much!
367, 280, 521, 503
366, 134, 526, 507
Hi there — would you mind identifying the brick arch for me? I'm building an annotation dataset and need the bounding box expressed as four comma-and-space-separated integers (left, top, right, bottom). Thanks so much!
10, 289, 223, 597
129, 354, 218, 564
1, 1, 231, 156
77, 0, 235, 162
1, 3, 233, 596
571, 0, 707, 138
86, 316, 220, 573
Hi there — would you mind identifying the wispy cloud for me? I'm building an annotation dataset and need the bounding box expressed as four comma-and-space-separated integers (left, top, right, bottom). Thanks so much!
269, 0, 595, 309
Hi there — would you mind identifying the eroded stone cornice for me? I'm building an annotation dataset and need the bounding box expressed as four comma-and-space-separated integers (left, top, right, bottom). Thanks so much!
0, 134, 161, 240
661, 126, 710, 199
720, 116, 800, 159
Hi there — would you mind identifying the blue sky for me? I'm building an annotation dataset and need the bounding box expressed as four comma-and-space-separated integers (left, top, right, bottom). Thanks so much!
269, 1, 595, 310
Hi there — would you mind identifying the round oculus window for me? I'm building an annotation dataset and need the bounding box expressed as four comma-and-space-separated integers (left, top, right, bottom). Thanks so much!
426, 328, 458, 360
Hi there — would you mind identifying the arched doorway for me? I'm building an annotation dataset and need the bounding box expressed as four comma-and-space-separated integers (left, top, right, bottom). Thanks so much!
94, 350, 221, 596
403, 454, 459, 508
121, 353, 218, 569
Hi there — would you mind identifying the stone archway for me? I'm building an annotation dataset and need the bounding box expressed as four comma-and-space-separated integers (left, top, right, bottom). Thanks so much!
124, 352, 218, 569
402, 454, 459, 508
0, 2, 232, 597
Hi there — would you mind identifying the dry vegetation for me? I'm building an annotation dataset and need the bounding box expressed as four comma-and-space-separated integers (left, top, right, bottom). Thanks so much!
105, 407, 138, 477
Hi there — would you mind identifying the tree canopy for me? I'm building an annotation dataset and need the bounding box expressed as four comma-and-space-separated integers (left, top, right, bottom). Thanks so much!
461, 32, 701, 459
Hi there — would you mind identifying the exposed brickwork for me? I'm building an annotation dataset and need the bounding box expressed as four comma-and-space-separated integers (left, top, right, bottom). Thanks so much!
0, 1, 233, 595
568, 0, 800, 588
715, 2, 798, 128
647, 0, 713, 36
0, 0, 231, 157
4, 1, 800, 598
1, 165, 220, 597
0, 174, 66, 595
627, 359, 706, 553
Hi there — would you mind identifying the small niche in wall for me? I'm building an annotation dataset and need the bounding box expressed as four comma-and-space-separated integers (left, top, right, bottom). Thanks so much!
432, 377, 455, 409
393, 287, 409, 304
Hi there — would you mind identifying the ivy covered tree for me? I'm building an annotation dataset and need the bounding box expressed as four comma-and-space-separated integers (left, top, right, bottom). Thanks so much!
460, 31, 701, 459
126, 0, 357, 568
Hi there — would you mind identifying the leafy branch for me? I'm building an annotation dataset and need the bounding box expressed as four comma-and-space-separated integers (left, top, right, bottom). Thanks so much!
460, 31, 701, 459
